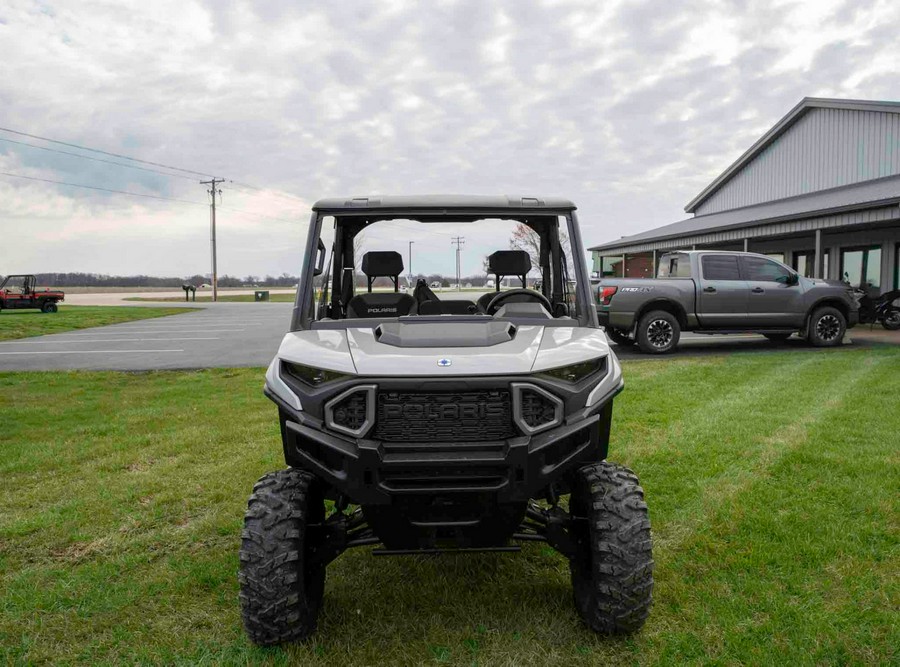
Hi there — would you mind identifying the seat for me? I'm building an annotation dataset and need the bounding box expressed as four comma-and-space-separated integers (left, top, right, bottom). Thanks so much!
412, 278, 476, 315
346, 251, 415, 318
477, 250, 532, 313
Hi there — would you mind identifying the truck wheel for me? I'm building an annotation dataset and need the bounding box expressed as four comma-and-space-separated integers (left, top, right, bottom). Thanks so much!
568, 462, 653, 634
764, 333, 792, 342
239, 469, 326, 646
606, 328, 634, 346
41, 301, 58, 313
807, 307, 846, 347
636, 310, 680, 354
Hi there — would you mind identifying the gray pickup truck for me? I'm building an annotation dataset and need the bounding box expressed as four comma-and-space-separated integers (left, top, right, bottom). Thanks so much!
596, 250, 858, 353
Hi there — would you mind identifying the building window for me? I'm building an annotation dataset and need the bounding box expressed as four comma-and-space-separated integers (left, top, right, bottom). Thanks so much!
793, 250, 815, 278
701, 254, 741, 280
600, 255, 624, 278
764, 252, 785, 263
840, 247, 881, 289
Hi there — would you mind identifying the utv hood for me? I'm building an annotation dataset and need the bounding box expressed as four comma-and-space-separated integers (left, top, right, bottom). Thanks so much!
275, 323, 612, 376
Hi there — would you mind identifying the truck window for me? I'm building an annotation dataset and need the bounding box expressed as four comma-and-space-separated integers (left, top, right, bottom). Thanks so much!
701, 255, 741, 281
742, 256, 791, 283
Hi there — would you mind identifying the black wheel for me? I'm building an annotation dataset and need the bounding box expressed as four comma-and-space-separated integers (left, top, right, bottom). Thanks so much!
239, 469, 326, 646
807, 306, 846, 347
764, 333, 792, 342
605, 328, 635, 346
41, 301, 58, 313
636, 310, 680, 354
882, 309, 900, 331
568, 462, 654, 635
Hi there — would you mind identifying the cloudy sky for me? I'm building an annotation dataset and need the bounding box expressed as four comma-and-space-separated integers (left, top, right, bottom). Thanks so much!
2, 0, 899, 279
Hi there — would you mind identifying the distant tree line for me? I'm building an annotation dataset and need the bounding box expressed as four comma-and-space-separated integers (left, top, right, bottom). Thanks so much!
24, 272, 300, 288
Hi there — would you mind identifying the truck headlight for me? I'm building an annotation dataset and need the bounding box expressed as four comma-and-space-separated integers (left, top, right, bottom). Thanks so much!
537, 357, 605, 383
282, 361, 350, 387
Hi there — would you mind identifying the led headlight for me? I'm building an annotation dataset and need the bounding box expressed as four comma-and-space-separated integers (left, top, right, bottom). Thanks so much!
538, 357, 605, 383
282, 361, 349, 387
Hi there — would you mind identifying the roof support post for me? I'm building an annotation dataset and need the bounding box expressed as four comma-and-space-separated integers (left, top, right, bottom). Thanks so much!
651, 249, 658, 277
743, 238, 749, 252
814, 229, 823, 279
621, 254, 627, 277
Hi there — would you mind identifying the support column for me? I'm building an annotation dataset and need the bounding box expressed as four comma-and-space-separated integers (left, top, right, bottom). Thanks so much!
621, 254, 627, 277
743, 238, 749, 252
814, 229, 823, 279
651, 249, 658, 277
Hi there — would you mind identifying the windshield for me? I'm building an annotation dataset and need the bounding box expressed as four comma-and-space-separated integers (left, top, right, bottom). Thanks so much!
300, 213, 589, 328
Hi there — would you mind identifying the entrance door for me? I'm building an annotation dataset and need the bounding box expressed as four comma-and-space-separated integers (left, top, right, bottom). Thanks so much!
697, 254, 749, 326
740, 255, 804, 327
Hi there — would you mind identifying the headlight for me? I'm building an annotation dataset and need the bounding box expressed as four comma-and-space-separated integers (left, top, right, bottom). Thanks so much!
537, 357, 605, 383
282, 361, 350, 387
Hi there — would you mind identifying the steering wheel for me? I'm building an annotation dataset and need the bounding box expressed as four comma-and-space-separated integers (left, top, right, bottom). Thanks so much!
485, 288, 553, 315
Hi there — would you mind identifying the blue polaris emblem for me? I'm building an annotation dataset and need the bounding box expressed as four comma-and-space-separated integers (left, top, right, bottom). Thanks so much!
437, 358, 452, 367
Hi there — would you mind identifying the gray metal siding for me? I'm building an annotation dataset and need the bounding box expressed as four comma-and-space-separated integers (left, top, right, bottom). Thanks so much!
696, 108, 900, 215
591, 206, 900, 256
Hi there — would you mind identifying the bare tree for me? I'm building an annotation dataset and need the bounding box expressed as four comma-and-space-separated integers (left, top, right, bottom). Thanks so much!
508, 223, 572, 273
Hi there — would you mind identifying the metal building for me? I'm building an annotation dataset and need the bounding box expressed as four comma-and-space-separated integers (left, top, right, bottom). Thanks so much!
590, 98, 900, 292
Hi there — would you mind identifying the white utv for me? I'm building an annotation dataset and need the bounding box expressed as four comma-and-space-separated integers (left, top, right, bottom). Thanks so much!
240, 196, 653, 644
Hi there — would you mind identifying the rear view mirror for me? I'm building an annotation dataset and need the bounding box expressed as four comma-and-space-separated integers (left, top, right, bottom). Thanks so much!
313, 239, 326, 276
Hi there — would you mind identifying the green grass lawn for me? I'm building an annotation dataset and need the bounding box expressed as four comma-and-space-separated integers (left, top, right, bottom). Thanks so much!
1, 349, 898, 665
125, 293, 296, 303
0, 306, 192, 341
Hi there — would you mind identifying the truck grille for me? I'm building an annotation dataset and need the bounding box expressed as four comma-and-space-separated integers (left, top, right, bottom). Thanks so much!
374, 390, 516, 442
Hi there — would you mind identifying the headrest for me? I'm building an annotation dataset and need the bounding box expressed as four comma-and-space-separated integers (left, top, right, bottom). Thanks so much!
361, 251, 404, 278
488, 250, 531, 276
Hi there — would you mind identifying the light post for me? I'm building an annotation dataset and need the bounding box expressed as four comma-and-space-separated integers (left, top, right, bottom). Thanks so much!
408, 241, 414, 286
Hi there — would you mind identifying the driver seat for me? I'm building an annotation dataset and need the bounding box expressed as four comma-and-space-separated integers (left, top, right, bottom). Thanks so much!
477, 250, 532, 313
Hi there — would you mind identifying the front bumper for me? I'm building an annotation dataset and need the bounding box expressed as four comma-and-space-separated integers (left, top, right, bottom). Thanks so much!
265, 370, 622, 506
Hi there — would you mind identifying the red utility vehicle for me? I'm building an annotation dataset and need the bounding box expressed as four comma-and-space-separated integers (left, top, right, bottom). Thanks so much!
0, 275, 65, 313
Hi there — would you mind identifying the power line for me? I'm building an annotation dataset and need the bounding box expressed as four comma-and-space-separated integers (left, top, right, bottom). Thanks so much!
0, 171, 207, 206
228, 180, 308, 203
0, 126, 215, 177
0, 136, 199, 181
0, 170, 301, 223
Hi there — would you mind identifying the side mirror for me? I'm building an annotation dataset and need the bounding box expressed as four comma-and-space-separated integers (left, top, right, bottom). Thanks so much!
787, 272, 799, 286
313, 239, 326, 276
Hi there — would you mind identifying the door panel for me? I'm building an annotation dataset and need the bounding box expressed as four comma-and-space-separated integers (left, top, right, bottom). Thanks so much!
740, 256, 804, 327
697, 254, 749, 326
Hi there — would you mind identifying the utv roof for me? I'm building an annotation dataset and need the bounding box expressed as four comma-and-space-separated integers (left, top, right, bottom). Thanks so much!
312, 194, 576, 213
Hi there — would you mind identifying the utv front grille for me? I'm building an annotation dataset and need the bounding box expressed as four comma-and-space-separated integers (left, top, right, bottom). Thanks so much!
373, 390, 516, 442
324, 385, 375, 437
511, 383, 563, 435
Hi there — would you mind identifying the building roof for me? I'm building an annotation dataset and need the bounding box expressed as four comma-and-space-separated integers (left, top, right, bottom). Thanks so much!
590, 174, 900, 253
684, 97, 900, 213
312, 194, 576, 213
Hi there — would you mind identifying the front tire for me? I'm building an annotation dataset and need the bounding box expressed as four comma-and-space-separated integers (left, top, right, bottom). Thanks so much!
882, 309, 900, 331
636, 310, 680, 354
239, 469, 326, 646
606, 328, 635, 347
569, 462, 654, 634
807, 307, 846, 347
41, 301, 58, 313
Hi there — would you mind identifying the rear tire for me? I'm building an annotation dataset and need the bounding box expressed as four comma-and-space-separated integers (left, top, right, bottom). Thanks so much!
764, 333, 792, 342
807, 307, 846, 347
239, 469, 326, 646
606, 328, 634, 347
882, 310, 900, 331
569, 462, 653, 634
636, 310, 680, 354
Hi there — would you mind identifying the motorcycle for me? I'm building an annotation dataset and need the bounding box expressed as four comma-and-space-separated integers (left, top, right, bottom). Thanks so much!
852, 286, 900, 330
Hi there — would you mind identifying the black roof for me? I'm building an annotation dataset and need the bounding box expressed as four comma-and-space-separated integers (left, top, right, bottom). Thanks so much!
312, 194, 576, 213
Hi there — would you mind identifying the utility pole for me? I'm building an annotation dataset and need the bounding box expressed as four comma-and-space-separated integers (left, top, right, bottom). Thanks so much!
408, 241, 414, 286
200, 177, 224, 302
451, 236, 465, 291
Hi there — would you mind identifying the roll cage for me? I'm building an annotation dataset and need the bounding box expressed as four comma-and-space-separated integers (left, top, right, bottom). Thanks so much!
289, 199, 598, 331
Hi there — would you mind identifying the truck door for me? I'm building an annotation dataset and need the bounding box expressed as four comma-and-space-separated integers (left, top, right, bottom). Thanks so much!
697, 254, 750, 326
739, 255, 804, 327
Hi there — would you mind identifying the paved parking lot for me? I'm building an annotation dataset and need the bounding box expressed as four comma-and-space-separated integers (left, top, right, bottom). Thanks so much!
0, 302, 292, 371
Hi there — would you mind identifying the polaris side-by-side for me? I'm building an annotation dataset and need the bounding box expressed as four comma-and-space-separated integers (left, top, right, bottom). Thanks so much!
239, 196, 653, 644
